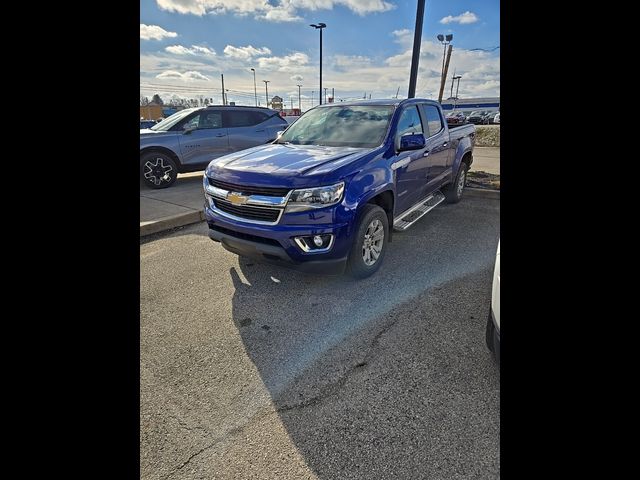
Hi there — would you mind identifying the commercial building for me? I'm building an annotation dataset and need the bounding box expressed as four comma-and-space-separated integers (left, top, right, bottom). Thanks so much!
440, 97, 500, 115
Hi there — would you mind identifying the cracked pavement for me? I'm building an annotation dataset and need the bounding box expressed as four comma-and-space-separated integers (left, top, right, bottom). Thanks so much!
140, 195, 500, 479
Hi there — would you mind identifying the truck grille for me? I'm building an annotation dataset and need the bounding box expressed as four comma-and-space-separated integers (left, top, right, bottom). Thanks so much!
208, 178, 291, 197
212, 198, 281, 223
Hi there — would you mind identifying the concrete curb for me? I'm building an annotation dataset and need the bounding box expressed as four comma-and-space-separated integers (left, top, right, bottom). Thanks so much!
140, 210, 205, 237
465, 187, 500, 199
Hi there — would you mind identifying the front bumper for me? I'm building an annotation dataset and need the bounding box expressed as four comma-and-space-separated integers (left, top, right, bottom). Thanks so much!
208, 227, 348, 274
204, 202, 354, 275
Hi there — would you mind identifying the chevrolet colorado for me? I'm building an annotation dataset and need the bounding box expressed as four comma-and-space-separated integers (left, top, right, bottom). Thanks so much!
203, 99, 475, 278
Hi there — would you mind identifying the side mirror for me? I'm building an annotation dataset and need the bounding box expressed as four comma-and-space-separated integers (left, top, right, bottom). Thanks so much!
276, 130, 284, 138
183, 125, 197, 134
396, 132, 426, 152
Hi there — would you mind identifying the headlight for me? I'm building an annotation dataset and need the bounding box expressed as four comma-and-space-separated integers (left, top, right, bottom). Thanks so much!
285, 182, 345, 212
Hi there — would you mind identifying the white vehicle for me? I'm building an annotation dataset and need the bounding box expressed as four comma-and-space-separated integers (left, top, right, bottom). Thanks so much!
493, 112, 500, 124
486, 240, 500, 364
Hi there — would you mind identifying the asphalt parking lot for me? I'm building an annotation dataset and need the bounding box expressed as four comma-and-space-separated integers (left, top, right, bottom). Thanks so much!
140, 194, 500, 479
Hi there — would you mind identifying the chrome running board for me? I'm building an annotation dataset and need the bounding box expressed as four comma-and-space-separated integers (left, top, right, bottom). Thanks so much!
393, 190, 445, 231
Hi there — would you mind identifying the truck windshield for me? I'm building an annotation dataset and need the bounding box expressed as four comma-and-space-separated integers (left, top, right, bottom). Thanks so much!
277, 105, 395, 148
150, 108, 197, 131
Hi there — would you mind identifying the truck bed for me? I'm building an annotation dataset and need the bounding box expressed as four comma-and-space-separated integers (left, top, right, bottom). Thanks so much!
448, 123, 476, 139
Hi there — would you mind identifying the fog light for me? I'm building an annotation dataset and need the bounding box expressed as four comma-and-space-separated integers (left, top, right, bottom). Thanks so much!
294, 234, 334, 252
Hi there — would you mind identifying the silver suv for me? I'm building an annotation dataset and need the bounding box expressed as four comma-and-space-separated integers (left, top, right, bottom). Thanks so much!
140, 105, 288, 188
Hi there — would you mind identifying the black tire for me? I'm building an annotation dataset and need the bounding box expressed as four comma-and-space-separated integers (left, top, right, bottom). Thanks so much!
485, 312, 494, 351
140, 151, 178, 189
346, 204, 389, 279
443, 162, 468, 203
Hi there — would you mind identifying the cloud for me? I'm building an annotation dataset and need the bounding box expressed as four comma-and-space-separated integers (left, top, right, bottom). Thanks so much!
141, 30, 498, 104
140, 24, 178, 40
440, 11, 479, 25
155, 0, 395, 22
259, 6, 302, 22
258, 52, 309, 71
332, 54, 371, 72
165, 44, 216, 56
156, 70, 210, 81
223, 45, 272, 60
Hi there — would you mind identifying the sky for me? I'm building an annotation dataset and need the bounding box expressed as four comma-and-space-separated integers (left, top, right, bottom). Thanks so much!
140, 0, 499, 109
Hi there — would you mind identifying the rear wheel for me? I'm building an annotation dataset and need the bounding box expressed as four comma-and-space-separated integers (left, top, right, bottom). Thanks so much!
443, 162, 468, 203
140, 152, 178, 189
346, 204, 388, 279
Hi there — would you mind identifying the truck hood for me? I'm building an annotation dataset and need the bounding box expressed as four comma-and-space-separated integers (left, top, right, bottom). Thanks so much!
206, 143, 371, 186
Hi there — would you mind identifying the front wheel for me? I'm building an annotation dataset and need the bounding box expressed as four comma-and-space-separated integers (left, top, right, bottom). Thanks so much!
346, 204, 389, 279
140, 152, 178, 189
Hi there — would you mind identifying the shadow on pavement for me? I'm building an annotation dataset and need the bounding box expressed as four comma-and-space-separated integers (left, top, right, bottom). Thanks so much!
224, 197, 500, 478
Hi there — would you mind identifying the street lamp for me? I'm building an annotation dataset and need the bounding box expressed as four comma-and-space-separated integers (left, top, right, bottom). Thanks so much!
437, 33, 453, 102
453, 75, 462, 109
250, 68, 257, 106
296, 84, 302, 111
262, 80, 270, 107
310, 23, 326, 104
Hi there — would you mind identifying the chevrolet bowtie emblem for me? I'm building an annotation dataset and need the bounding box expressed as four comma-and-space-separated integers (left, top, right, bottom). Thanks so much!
227, 192, 249, 205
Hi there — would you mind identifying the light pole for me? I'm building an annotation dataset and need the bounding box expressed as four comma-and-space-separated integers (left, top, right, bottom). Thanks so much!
262, 80, 270, 107
437, 33, 453, 102
324, 87, 328, 104
310, 23, 326, 104
297, 84, 302, 111
250, 68, 257, 106
454, 75, 462, 110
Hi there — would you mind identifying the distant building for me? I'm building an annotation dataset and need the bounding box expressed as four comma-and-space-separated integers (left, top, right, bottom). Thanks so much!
440, 97, 500, 114
270, 95, 283, 110
140, 104, 163, 120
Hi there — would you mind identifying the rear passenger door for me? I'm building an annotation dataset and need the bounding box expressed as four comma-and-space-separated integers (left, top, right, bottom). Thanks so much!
224, 110, 279, 151
419, 104, 451, 192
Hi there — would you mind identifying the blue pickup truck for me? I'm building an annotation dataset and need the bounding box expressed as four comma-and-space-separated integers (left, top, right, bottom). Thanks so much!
203, 98, 475, 278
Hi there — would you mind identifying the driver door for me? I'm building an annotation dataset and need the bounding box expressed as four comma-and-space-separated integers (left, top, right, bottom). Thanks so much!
178, 110, 230, 168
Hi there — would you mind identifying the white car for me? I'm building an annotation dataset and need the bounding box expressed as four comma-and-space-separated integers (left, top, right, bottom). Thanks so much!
493, 112, 500, 124
486, 240, 500, 364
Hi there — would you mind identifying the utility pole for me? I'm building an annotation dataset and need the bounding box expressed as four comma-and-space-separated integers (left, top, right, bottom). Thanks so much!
220, 74, 226, 105
407, 0, 426, 98
438, 44, 452, 103
262, 80, 270, 107
297, 84, 302, 111
324, 87, 328, 104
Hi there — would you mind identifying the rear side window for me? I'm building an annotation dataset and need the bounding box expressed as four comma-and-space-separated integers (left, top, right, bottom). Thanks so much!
396, 106, 423, 137
423, 105, 444, 137
226, 110, 269, 127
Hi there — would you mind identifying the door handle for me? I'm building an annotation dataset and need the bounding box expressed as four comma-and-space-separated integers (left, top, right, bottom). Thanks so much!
442, 142, 448, 147
255, 129, 266, 132
215, 134, 226, 137
423, 150, 430, 157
